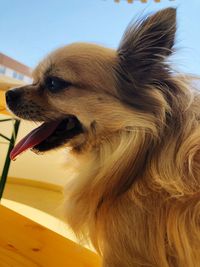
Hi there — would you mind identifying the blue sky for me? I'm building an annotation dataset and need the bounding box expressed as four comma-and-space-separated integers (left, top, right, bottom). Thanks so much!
0, 0, 200, 75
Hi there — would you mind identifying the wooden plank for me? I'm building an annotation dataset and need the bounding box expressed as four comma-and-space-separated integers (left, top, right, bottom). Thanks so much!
0, 75, 25, 115
0, 91, 8, 115
0, 204, 101, 267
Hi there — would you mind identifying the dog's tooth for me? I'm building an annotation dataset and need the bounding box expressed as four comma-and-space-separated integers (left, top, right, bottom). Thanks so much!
31, 148, 44, 155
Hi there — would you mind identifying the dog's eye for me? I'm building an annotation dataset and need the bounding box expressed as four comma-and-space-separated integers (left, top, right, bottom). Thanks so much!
45, 76, 72, 93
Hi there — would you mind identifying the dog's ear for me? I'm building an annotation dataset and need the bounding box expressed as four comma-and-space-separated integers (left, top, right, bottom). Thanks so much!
118, 7, 176, 78
116, 8, 177, 109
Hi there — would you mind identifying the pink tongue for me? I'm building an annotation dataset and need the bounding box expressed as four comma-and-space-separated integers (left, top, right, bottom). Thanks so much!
10, 120, 61, 160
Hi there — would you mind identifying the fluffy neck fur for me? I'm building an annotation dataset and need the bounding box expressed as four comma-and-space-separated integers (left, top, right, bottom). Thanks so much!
64, 75, 200, 267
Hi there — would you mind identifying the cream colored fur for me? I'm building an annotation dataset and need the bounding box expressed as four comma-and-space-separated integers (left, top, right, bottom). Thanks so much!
7, 7, 200, 267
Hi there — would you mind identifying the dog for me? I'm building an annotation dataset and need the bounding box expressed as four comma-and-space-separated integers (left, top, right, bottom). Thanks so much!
6, 7, 200, 267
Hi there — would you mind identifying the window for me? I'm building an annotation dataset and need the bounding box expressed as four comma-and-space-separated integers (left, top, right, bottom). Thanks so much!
12, 71, 24, 80
13, 71, 17, 78
18, 73, 24, 80
0, 66, 6, 74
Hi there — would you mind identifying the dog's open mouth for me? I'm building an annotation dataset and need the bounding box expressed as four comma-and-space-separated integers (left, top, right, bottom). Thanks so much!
10, 116, 83, 160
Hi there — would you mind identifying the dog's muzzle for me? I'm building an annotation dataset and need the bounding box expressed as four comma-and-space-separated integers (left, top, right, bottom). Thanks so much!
6, 88, 22, 110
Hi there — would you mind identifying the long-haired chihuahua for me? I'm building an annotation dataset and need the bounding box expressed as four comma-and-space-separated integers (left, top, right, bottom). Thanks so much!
6, 8, 200, 267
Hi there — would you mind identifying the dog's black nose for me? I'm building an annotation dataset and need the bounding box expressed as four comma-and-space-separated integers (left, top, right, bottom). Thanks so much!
6, 89, 22, 105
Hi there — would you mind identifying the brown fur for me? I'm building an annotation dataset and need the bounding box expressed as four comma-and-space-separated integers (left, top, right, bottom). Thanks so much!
7, 8, 200, 267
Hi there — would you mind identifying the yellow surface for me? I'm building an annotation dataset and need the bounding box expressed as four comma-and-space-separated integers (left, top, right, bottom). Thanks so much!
0, 74, 24, 90
0, 204, 101, 267
7, 176, 62, 192
0, 75, 24, 115
3, 180, 63, 218
0, 90, 8, 115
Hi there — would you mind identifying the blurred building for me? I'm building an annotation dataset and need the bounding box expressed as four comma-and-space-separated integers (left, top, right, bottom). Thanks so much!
0, 52, 32, 84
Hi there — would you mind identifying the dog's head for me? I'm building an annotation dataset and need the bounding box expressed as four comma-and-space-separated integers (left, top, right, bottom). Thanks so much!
6, 8, 177, 160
